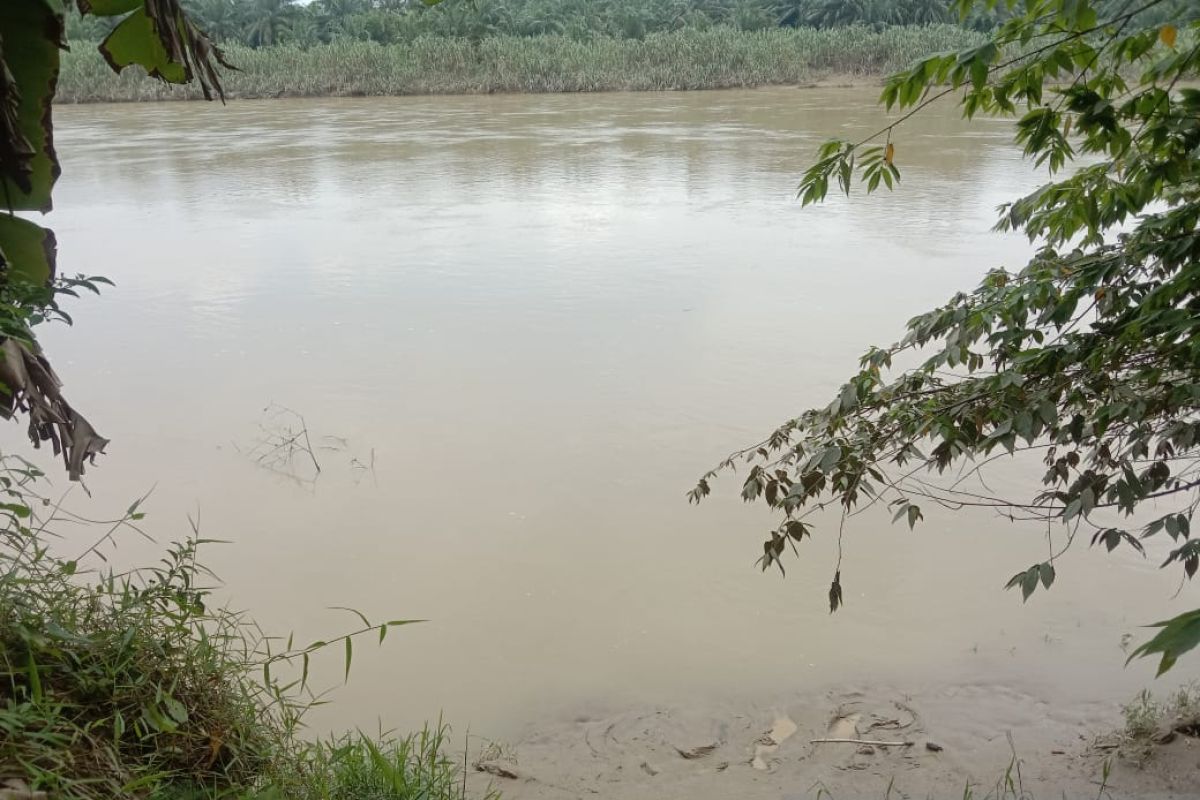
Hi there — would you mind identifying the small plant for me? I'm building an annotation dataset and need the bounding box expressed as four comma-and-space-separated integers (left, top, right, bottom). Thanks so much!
0, 453, 476, 800
1118, 683, 1200, 765
301, 725, 500, 800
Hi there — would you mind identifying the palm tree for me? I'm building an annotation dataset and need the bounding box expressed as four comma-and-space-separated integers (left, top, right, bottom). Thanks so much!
243, 0, 297, 47
185, 0, 245, 42
900, 0, 950, 25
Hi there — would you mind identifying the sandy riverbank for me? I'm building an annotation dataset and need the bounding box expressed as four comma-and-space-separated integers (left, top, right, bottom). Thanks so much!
466, 683, 1198, 799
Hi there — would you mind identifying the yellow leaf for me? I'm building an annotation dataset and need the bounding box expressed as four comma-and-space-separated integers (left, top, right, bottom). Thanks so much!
1160, 24, 1177, 48
884, 142, 895, 166
1063, 115, 1072, 138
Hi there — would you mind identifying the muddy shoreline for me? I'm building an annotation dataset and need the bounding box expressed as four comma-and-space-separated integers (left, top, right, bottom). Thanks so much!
54, 73, 885, 105
466, 683, 1199, 799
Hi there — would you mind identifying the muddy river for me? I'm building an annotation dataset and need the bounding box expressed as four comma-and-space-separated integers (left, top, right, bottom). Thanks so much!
37, 88, 1199, 749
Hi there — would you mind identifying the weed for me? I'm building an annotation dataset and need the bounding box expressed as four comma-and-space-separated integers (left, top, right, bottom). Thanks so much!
1118, 683, 1200, 764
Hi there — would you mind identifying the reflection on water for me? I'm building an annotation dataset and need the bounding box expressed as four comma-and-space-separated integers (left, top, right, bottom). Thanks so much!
28, 87, 1198, 736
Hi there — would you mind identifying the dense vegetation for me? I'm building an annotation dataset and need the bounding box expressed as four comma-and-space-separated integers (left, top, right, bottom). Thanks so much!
693, 0, 1200, 674
63, 0, 1006, 47
58, 24, 984, 101
57, 0, 1010, 101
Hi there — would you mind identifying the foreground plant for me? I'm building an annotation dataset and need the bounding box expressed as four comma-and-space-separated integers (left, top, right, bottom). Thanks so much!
0, 454, 482, 799
692, 0, 1200, 673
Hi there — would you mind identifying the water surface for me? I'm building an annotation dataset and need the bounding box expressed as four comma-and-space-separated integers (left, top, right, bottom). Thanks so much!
34, 88, 1199, 736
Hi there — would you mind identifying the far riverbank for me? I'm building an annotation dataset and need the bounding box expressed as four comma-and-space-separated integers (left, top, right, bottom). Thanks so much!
58, 25, 983, 103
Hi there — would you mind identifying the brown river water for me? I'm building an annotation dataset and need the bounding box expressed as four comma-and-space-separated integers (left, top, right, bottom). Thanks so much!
31, 88, 1199, 742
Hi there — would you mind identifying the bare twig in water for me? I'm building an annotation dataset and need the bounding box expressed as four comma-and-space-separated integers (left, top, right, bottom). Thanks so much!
809, 738, 912, 747
259, 403, 321, 473
240, 404, 380, 487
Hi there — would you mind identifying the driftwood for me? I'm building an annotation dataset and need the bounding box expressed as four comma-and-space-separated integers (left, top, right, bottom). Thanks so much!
475, 761, 520, 780
674, 743, 719, 760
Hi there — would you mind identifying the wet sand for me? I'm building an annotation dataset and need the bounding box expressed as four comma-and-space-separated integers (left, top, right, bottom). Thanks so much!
468, 684, 1199, 798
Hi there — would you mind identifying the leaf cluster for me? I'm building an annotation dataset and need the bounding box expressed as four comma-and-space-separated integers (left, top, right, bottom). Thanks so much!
696, 0, 1200, 674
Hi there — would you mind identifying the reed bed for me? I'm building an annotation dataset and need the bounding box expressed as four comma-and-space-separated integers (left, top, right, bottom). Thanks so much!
58, 25, 986, 102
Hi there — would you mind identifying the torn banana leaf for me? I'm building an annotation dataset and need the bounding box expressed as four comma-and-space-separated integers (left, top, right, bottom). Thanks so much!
0, 2, 65, 212
97, 0, 232, 101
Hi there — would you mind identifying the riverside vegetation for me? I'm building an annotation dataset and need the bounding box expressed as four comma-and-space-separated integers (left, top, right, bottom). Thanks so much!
58, 25, 986, 102
56, 0, 1186, 102
0, 457, 493, 800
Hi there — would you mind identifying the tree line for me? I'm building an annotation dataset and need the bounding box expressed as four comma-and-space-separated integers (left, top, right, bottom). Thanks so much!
67, 0, 1015, 47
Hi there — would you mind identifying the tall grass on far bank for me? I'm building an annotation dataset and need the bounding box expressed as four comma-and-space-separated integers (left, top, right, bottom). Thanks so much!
0, 454, 490, 800
58, 25, 986, 102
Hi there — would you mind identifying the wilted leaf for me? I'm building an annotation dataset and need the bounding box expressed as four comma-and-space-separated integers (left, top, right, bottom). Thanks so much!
828, 570, 843, 613
1159, 24, 1177, 48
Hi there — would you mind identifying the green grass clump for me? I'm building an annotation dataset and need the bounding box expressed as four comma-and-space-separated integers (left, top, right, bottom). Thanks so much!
57, 25, 986, 102
0, 456, 487, 800
302, 729, 497, 800
1119, 683, 1200, 764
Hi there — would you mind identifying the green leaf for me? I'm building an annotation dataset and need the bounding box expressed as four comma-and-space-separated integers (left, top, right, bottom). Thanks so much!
343, 636, 352, 683
141, 703, 179, 733
1128, 609, 1200, 676
1063, 497, 1082, 521
1039, 562, 1055, 590
81, 0, 142, 15
0, 502, 31, 518
1005, 566, 1043, 602
162, 694, 188, 724
99, 8, 188, 84
25, 646, 42, 702
0, 2, 64, 212
906, 503, 923, 530
1021, 568, 1039, 601
0, 214, 55, 286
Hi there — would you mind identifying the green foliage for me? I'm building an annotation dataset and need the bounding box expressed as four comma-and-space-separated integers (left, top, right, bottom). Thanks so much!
175, 0, 992, 49
0, 455, 451, 799
58, 24, 986, 100
693, 0, 1200, 673
301, 727, 500, 800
